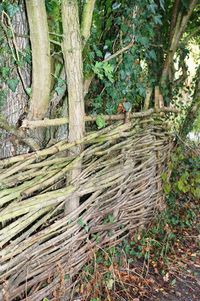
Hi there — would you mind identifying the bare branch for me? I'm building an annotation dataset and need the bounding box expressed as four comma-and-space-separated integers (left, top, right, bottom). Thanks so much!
21, 107, 180, 128
103, 40, 134, 62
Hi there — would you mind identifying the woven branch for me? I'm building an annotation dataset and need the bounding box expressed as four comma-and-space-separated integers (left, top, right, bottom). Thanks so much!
0, 115, 173, 301
21, 108, 179, 128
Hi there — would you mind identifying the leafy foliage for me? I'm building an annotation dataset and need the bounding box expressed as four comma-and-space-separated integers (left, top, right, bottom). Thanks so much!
0, 0, 199, 122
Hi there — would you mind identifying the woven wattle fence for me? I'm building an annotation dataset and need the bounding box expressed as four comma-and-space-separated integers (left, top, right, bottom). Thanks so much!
0, 114, 173, 300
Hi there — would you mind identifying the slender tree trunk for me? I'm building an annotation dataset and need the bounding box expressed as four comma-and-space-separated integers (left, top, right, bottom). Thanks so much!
160, 0, 197, 87
81, 0, 96, 46
168, 0, 180, 45
179, 66, 200, 138
25, 0, 51, 120
61, 0, 85, 215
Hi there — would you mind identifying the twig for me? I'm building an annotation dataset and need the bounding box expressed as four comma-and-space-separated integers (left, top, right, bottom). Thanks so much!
49, 31, 63, 37
103, 40, 134, 63
50, 39, 61, 46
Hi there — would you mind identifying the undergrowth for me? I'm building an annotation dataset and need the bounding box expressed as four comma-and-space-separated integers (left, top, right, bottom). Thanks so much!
74, 144, 200, 301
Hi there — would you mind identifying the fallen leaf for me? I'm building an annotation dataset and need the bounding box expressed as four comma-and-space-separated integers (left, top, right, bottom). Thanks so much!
163, 273, 169, 282
175, 291, 181, 297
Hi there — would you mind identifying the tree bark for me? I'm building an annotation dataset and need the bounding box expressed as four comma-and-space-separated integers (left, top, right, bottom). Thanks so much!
0, 3, 30, 158
61, 0, 85, 215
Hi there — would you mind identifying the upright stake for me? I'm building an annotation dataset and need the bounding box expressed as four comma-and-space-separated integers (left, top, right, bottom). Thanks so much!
61, 0, 85, 215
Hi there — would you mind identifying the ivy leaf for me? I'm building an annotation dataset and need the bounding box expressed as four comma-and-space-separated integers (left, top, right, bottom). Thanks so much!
148, 50, 157, 61
55, 85, 65, 95
7, 78, 19, 92
137, 36, 149, 47
123, 101, 132, 112
1, 67, 10, 78
108, 214, 114, 223
148, 3, 157, 14
93, 45, 103, 58
55, 78, 66, 95
77, 218, 85, 227
153, 15, 162, 25
26, 87, 32, 96
7, 4, 19, 17
159, 0, 165, 10
96, 115, 106, 129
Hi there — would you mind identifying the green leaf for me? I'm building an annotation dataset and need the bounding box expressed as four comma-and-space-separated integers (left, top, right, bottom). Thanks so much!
108, 214, 114, 223
7, 4, 19, 17
55, 78, 66, 95
137, 36, 149, 47
96, 115, 106, 129
193, 187, 200, 198
25, 87, 32, 96
161, 172, 168, 182
55, 85, 65, 95
1, 67, 10, 78
148, 50, 157, 61
93, 45, 103, 58
153, 15, 162, 25
177, 180, 189, 193
148, 3, 157, 14
64, 274, 70, 281
7, 78, 19, 92
159, 0, 165, 10
103, 62, 114, 83
123, 101, 132, 112
77, 218, 84, 227
92, 62, 104, 80
164, 183, 171, 194
106, 278, 114, 290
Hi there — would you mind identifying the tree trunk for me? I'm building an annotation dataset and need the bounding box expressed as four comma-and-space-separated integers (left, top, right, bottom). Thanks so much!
160, 0, 197, 87
81, 0, 96, 46
61, 0, 85, 215
25, 0, 51, 121
179, 66, 200, 138
0, 3, 30, 158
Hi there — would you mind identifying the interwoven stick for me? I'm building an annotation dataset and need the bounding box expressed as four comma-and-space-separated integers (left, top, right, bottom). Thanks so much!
0, 116, 173, 301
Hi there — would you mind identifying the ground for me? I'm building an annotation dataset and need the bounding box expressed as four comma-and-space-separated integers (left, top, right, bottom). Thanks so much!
76, 198, 200, 301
